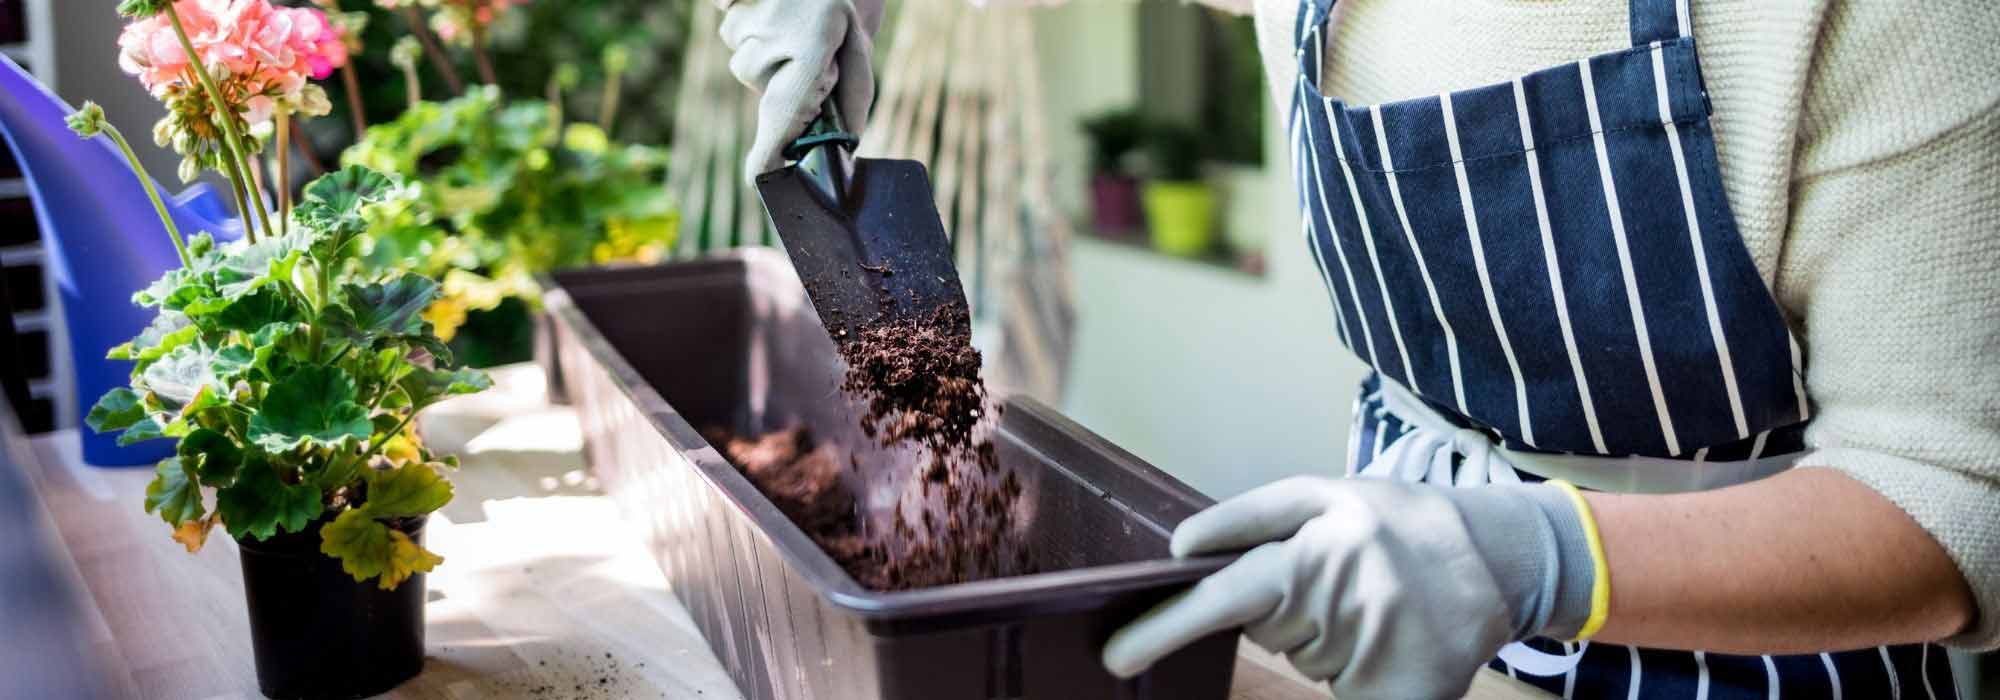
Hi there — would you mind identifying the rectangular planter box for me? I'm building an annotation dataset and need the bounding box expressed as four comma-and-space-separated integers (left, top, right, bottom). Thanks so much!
540, 250, 1237, 700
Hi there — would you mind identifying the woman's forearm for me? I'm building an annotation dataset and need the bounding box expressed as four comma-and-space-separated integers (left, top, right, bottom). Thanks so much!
1587, 467, 1974, 653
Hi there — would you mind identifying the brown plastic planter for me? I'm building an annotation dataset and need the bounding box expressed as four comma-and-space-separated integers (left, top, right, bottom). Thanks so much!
539, 250, 1237, 700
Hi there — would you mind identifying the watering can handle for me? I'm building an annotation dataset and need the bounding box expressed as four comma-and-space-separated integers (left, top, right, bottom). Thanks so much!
783, 99, 857, 207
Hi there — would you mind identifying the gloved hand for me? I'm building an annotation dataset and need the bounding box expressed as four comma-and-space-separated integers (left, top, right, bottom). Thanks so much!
718, 0, 884, 180
1102, 477, 1606, 700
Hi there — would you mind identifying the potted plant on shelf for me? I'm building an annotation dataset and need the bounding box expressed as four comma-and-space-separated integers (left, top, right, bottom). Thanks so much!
1140, 121, 1216, 258
1080, 109, 1146, 236
74, 1, 489, 697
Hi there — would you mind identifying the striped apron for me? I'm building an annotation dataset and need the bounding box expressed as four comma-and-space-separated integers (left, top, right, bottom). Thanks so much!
1287, 0, 1962, 697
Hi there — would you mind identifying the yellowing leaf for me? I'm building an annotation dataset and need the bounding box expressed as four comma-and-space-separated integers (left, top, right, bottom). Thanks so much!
171, 513, 219, 553
382, 432, 423, 465
421, 296, 467, 343
380, 530, 443, 590
321, 508, 391, 582
319, 507, 441, 590
364, 463, 453, 518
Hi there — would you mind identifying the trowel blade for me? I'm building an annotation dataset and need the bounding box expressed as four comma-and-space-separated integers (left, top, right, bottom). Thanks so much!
755, 157, 970, 342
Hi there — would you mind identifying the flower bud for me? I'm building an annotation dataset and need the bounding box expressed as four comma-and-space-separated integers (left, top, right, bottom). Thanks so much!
295, 85, 332, 119
65, 102, 107, 138
390, 36, 422, 71
603, 45, 631, 75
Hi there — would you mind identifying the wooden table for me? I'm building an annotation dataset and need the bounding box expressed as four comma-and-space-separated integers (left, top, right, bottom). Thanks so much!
22, 366, 1548, 700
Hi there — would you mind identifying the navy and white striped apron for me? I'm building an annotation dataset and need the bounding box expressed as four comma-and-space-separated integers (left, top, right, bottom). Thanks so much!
1288, 0, 1961, 697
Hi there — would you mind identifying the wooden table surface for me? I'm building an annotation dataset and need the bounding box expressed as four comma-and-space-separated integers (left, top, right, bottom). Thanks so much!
22, 365, 1548, 700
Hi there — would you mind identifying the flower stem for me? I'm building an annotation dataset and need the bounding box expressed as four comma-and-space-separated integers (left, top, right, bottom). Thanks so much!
403, 63, 423, 109
219, 151, 260, 244
339, 63, 367, 139
471, 27, 498, 87
289, 119, 324, 177
101, 122, 191, 268
598, 66, 623, 134
361, 409, 418, 460
276, 110, 290, 237
399, 7, 464, 96
546, 75, 563, 129
164, 6, 274, 243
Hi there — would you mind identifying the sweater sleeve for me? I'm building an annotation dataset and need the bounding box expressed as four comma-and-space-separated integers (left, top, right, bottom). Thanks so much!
1778, 1, 2000, 651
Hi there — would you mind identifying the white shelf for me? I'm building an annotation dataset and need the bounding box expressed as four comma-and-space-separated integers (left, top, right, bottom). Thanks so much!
28, 379, 54, 399
0, 243, 41, 266
0, 43, 26, 64
11, 309, 47, 332
0, 178, 27, 198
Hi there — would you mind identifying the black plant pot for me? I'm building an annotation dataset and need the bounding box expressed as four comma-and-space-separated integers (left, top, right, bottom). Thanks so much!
236, 516, 428, 700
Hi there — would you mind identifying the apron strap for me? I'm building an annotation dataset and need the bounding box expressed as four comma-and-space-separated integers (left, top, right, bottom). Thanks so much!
1293, 0, 1333, 88
1629, 0, 1691, 47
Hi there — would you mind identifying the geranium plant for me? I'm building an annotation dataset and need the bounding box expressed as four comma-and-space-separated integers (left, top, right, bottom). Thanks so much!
79, 0, 488, 590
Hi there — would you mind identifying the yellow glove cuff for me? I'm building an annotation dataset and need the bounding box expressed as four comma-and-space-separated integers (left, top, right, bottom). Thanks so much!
1548, 479, 1610, 641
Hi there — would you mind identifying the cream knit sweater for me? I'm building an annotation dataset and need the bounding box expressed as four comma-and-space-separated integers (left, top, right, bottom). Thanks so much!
1232, 0, 2000, 650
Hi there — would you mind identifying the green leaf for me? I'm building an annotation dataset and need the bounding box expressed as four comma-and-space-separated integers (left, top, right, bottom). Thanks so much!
399, 366, 492, 411
211, 286, 297, 333
216, 462, 321, 541
249, 322, 307, 380
211, 345, 255, 384
335, 275, 440, 342
363, 463, 453, 518
143, 457, 205, 524
85, 388, 145, 433
177, 428, 243, 487
138, 344, 224, 407
311, 453, 364, 493
319, 507, 441, 590
133, 267, 193, 308
212, 235, 304, 301
116, 311, 197, 362
295, 165, 402, 240
117, 415, 168, 446
116, 0, 170, 18
175, 384, 228, 428
247, 366, 372, 452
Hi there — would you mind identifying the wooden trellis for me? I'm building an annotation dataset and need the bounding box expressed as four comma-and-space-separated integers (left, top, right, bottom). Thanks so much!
668, 1, 1076, 403
666, 0, 774, 254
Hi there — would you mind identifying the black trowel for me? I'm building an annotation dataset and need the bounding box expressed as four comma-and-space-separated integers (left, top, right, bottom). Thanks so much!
754, 102, 970, 342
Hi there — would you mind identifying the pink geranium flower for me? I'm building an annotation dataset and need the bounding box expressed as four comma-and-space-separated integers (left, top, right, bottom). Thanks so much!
116, 0, 344, 125
286, 7, 349, 79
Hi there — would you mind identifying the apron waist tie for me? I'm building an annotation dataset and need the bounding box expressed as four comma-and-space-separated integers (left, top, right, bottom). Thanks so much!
1357, 379, 1806, 677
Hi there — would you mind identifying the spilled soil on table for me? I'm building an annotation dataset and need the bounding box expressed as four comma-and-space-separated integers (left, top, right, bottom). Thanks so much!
710, 304, 1030, 590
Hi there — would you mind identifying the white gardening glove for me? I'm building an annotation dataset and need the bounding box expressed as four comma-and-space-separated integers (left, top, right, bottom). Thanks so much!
718, 0, 884, 179
1102, 477, 1604, 700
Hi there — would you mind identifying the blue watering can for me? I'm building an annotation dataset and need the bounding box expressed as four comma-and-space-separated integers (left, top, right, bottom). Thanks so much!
0, 55, 245, 466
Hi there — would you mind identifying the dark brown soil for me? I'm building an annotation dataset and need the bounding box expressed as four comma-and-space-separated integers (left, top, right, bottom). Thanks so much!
708, 303, 1031, 591
707, 425, 1027, 590
839, 305, 989, 454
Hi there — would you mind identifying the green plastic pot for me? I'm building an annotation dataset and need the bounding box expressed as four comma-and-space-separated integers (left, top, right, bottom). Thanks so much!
1143, 181, 1217, 258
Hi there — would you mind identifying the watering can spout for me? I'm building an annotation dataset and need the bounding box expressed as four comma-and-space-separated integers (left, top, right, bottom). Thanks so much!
0, 55, 245, 466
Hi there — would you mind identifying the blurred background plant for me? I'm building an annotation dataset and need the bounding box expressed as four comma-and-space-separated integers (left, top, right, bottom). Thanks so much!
301, 0, 688, 152
290, 0, 684, 368
341, 85, 673, 366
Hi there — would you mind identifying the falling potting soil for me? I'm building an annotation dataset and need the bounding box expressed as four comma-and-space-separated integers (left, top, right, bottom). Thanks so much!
709, 302, 1031, 591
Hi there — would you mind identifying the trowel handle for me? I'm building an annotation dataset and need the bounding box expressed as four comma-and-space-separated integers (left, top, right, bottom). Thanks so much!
784, 99, 858, 206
